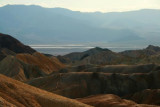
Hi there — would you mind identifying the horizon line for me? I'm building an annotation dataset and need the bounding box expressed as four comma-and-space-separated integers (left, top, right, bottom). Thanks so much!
0, 4, 160, 13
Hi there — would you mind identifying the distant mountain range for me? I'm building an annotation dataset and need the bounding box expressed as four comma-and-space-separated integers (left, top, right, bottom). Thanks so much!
0, 5, 160, 46
58, 45, 160, 65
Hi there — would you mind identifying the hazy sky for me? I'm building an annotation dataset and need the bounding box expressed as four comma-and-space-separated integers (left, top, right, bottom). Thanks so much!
0, 0, 160, 12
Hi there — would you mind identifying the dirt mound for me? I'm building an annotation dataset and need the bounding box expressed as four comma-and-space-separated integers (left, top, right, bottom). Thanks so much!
0, 74, 91, 107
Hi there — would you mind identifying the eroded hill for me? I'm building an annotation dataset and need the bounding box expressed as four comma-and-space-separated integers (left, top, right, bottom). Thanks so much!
0, 74, 90, 107
1, 33, 160, 107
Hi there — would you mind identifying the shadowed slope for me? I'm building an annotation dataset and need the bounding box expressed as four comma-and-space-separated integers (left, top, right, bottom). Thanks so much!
0, 74, 91, 107
0, 33, 36, 54
0, 47, 16, 61
67, 64, 157, 74
28, 70, 160, 100
124, 89, 160, 105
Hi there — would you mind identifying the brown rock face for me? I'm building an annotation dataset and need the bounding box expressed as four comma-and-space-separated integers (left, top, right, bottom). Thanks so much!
77, 94, 157, 107
0, 55, 45, 81
16, 52, 65, 74
0, 52, 65, 81
0, 33, 36, 54
0, 74, 91, 107
28, 70, 160, 99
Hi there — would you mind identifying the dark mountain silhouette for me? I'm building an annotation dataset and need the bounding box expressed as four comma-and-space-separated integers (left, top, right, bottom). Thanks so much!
0, 33, 36, 54
146, 45, 160, 52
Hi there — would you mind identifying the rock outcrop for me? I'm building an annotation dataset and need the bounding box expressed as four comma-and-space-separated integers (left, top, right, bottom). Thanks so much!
28, 70, 160, 99
0, 52, 65, 81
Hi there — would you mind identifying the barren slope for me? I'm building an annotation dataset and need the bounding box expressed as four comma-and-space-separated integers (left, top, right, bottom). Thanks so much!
0, 74, 91, 107
0, 53, 65, 81
16, 52, 65, 74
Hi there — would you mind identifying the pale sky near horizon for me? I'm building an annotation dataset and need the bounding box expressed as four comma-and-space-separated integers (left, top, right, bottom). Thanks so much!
0, 0, 160, 12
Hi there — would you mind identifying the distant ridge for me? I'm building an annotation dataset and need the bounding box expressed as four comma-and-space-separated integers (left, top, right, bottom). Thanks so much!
120, 45, 160, 58
58, 45, 160, 65
1, 5, 153, 44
